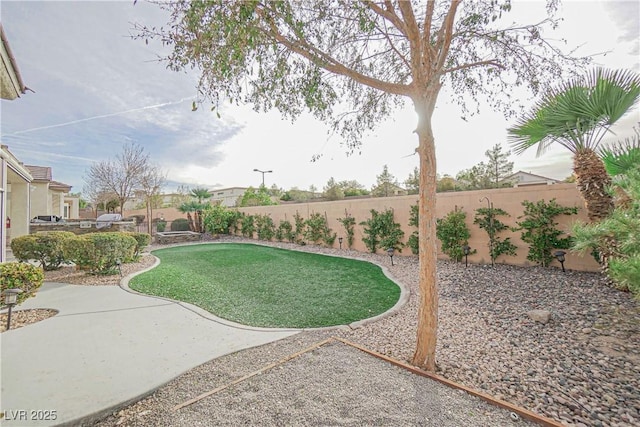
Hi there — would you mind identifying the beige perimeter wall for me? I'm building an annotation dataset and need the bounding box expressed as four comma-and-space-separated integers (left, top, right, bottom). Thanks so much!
237, 183, 599, 272
126, 183, 600, 272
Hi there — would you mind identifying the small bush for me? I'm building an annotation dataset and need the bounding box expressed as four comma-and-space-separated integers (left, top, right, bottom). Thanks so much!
360, 208, 404, 253
337, 213, 356, 248
436, 207, 473, 262
240, 214, 256, 238
275, 220, 295, 242
10, 231, 75, 270
407, 204, 419, 255
156, 221, 167, 232
255, 214, 276, 241
171, 218, 191, 231
122, 232, 151, 260
0, 262, 45, 305
304, 212, 336, 246
64, 232, 137, 275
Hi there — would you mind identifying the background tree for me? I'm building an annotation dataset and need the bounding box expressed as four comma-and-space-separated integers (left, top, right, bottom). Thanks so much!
138, 0, 588, 371
372, 165, 398, 197
239, 187, 276, 207
338, 180, 369, 197
436, 174, 457, 192
485, 144, 514, 187
190, 187, 212, 204
509, 68, 640, 222
404, 167, 420, 195
323, 177, 345, 200
455, 144, 513, 190
139, 165, 167, 235
85, 142, 150, 215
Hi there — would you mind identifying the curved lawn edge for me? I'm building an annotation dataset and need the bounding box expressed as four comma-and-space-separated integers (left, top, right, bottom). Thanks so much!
120, 241, 409, 331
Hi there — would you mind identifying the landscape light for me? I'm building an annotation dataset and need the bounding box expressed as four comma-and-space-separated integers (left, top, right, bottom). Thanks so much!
116, 259, 122, 277
462, 245, 471, 268
338, 237, 343, 249
387, 247, 395, 266
3, 289, 23, 331
554, 250, 566, 272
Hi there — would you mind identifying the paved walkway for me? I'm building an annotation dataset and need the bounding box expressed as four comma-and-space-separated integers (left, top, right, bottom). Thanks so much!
1, 282, 299, 426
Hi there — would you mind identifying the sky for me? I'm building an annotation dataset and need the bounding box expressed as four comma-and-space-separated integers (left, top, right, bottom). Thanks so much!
1, 0, 639, 195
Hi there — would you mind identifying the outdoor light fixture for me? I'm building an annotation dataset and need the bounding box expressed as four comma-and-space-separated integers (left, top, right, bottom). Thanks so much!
115, 259, 122, 277
387, 247, 395, 266
3, 288, 23, 331
253, 168, 273, 186
338, 237, 343, 249
462, 245, 471, 268
554, 250, 566, 272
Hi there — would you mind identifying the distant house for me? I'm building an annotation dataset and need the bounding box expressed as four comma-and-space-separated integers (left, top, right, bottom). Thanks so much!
210, 187, 249, 207
25, 165, 78, 220
371, 183, 408, 197
501, 171, 560, 187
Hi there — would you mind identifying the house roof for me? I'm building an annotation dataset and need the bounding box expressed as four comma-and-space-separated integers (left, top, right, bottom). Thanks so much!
0, 24, 27, 100
25, 165, 52, 181
502, 170, 560, 183
25, 164, 72, 191
50, 180, 72, 192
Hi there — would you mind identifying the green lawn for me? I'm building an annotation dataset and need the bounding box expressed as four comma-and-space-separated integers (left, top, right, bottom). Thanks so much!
129, 243, 400, 328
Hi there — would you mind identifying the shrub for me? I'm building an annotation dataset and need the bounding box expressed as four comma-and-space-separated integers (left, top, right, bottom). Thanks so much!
304, 212, 336, 246
64, 232, 137, 275
407, 204, 419, 255
240, 214, 256, 238
203, 204, 238, 234
436, 207, 473, 262
0, 262, 45, 305
360, 208, 404, 253
293, 211, 305, 243
171, 218, 191, 231
275, 219, 295, 242
122, 232, 152, 261
156, 221, 167, 232
515, 199, 577, 267
10, 231, 75, 270
572, 167, 640, 295
255, 214, 276, 241
474, 205, 517, 264
337, 212, 356, 248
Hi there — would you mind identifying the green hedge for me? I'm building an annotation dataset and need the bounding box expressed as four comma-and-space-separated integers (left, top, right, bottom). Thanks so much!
10, 231, 76, 271
0, 263, 45, 305
171, 218, 191, 231
64, 233, 137, 275
122, 232, 151, 260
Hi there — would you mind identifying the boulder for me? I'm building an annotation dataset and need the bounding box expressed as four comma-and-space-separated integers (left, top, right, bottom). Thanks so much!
527, 309, 552, 324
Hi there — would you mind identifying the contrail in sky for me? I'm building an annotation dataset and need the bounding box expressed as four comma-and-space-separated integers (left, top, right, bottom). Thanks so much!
3, 97, 195, 136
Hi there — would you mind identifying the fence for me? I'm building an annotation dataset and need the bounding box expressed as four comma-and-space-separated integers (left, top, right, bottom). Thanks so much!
237, 183, 600, 272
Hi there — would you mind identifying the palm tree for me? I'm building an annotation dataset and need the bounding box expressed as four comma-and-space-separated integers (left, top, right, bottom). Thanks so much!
190, 187, 212, 204
509, 68, 640, 222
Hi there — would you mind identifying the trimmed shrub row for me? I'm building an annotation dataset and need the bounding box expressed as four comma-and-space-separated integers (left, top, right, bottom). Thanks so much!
11, 231, 150, 275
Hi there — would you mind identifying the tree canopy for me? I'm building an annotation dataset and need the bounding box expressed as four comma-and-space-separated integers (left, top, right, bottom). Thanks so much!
137, 0, 589, 371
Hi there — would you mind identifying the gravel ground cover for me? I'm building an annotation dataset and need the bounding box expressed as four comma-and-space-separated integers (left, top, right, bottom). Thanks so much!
40, 235, 640, 426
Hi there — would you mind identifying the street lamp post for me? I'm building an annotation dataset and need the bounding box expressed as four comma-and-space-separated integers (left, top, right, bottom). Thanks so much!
253, 168, 273, 187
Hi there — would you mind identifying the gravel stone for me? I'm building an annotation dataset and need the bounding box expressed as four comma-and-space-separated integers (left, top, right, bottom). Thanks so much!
42, 235, 640, 426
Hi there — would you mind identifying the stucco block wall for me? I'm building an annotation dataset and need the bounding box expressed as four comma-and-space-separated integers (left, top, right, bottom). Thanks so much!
238, 183, 600, 272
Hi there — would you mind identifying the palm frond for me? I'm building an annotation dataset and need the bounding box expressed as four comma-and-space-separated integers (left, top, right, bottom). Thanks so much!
509, 68, 640, 156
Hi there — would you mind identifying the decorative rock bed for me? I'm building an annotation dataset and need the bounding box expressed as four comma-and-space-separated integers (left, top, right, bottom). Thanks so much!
154, 231, 202, 245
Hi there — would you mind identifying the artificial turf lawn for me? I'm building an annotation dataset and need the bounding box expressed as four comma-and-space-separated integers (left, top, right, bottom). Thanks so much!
129, 243, 400, 328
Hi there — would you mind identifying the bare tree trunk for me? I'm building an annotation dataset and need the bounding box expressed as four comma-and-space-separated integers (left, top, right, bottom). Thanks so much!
411, 88, 440, 372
